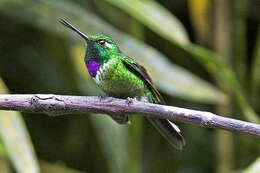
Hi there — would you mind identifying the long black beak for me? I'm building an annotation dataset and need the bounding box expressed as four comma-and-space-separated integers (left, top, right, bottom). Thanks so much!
59, 18, 89, 40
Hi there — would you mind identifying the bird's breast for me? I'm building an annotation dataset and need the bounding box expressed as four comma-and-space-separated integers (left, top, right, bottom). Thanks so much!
93, 59, 146, 98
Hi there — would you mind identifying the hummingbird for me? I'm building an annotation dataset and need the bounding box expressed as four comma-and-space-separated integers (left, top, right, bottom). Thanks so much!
59, 18, 185, 150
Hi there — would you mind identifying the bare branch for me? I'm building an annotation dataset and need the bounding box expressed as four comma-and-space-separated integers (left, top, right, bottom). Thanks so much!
0, 94, 259, 137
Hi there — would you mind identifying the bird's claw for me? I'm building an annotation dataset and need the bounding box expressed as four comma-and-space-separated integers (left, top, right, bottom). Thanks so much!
98, 95, 113, 102
98, 95, 105, 102
126, 97, 137, 106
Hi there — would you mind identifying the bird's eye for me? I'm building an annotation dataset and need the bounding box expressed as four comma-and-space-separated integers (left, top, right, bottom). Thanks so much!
97, 40, 106, 46
97, 39, 113, 48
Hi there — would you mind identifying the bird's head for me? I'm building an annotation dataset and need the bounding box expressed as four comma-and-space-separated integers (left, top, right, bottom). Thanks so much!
59, 18, 120, 64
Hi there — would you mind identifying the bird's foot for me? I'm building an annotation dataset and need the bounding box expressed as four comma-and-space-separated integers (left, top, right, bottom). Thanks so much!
98, 95, 113, 102
126, 97, 138, 106
98, 95, 105, 102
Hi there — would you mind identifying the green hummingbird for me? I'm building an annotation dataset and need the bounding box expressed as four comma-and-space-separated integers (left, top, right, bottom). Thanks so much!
60, 18, 185, 150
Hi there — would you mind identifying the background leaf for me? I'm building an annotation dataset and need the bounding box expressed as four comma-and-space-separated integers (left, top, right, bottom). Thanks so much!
0, 78, 40, 173
105, 0, 190, 46
242, 157, 260, 173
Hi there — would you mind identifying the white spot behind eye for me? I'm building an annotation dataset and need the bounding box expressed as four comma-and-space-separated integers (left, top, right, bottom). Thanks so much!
105, 42, 113, 48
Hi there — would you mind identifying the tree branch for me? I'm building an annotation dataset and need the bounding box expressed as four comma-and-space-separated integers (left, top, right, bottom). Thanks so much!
0, 94, 259, 137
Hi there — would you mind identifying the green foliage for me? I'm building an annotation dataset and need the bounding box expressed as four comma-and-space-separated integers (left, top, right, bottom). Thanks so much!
0, 78, 40, 173
242, 157, 260, 173
0, 0, 259, 173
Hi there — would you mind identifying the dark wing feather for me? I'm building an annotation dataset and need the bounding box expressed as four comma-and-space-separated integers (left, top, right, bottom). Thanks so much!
121, 56, 165, 104
122, 56, 185, 150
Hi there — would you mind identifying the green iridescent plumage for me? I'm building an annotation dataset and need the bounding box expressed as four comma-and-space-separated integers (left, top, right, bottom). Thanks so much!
60, 18, 185, 150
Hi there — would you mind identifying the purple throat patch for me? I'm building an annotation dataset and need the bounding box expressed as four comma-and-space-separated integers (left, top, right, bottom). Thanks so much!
85, 60, 100, 77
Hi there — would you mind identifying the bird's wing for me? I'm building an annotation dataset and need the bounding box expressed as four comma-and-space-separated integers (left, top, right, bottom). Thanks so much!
121, 56, 185, 150
121, 56, 165, 104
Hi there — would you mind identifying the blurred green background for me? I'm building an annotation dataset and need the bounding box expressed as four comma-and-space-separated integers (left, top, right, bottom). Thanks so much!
0, 0, 260, 173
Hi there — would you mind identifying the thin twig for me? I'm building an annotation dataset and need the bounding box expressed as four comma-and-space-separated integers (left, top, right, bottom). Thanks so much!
0, 94, 259, 137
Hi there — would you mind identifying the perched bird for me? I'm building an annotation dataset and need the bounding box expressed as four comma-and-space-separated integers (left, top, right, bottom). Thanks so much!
60, 18, 185, 150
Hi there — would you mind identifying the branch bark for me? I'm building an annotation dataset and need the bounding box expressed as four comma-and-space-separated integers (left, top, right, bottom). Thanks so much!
0, 94, 259, 137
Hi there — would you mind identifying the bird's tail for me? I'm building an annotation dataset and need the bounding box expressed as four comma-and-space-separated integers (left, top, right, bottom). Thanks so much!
147, 118, 185, 150
146, 93, 185, 150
